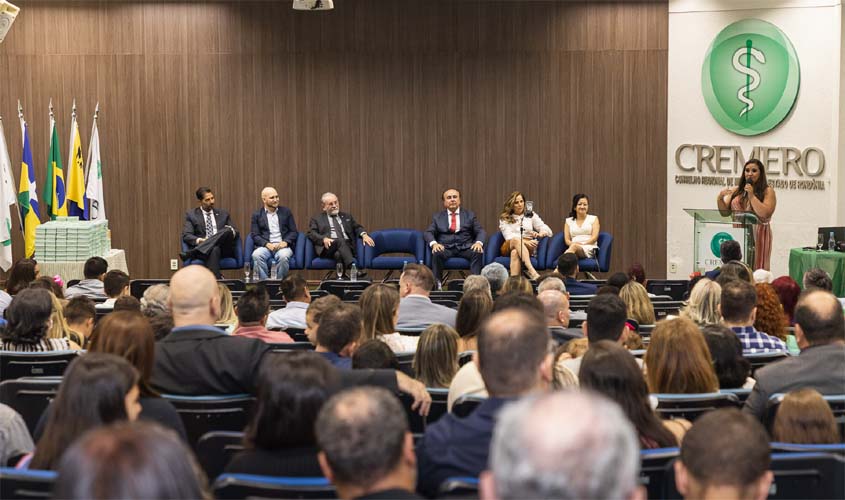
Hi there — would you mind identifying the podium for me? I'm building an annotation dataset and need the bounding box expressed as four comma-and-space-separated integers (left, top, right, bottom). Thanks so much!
684, 209, 758, 273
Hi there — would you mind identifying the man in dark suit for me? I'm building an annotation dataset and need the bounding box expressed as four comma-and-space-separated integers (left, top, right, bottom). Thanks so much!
181, 187, 237, 278
556, 253, 598, 295
249, 187, 298, 280
307, 192, 374, 276
538, 289, 583, 343
425, 188, 486, 284
704, 239, 742, 281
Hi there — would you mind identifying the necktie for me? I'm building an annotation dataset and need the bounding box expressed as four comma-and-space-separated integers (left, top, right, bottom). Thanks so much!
205, 211, 214, 236
331, 215, 346, 240
449, 212, 457, 232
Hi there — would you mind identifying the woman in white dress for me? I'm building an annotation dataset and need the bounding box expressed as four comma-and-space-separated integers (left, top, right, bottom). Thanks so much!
564, 194, 600, 258
498, 191, 553, 280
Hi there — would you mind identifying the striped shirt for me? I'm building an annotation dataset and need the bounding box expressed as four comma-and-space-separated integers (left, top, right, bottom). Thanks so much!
1, 338, 71, 352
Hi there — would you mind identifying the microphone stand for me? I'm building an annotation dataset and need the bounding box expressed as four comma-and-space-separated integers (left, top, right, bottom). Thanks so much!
519, 215, 525, 278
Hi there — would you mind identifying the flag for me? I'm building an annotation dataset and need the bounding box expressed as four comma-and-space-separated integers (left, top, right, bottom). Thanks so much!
0, 119, 17, 271
18, 120, 40, 258
43, 115, 67, 219
85, 114, 104, 221
66, 112, 87, 219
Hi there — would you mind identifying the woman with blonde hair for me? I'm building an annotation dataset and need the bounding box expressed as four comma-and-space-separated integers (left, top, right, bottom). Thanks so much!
680, 278, 722, 326
413, 324, 460, 388
773, 389, 840, 444
359, 284, 419, 353
45, 292, 82, 346
619, 281, 655, 325
499, 276, 534, 296
498, 191, 552, 280
645, 317, 719, 394
215, 284, 237, 333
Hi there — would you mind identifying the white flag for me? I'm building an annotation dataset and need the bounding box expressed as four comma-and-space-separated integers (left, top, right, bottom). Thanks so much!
84, 115, 105, 221
0, 118, 18, 271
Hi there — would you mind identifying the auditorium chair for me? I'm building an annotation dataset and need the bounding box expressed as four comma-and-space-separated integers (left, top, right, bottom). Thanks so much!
0, 377, 61, 435
304, 232, 364, 277
458, 351, 474, 367
0, 351, 79, 382
318, 280, 371, 299
451, 394, 485, 418
437, 477, 479, 499
281, 328, 310, 343
195, 431, 245, 480
398, 388, 449, 435
244, 231, 307, 276
446, 279, 464, 292
181, 233, 244, 271
718, 387, 752, 404
162, 394, 255, 450
638, 447, 679, 500
745, 351, 789, 375
770, 442, 845, 455
0, 467, 56, 499
271, 342, 316, 352
363, 229, 426, 281
484, 231, 549, 271
545, 231, 613, 273
646, 280, 690, 301
424, 236, 489, 282
765, 394, 845, 441
653, 392, 741, 422
213, 474, 335, 499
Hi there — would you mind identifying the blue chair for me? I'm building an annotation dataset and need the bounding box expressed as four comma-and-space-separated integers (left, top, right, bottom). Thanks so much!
484, 231, 549, 270
770, 442, 845, 455
0, 468, 56, 499
424, 239, 487, 281
363, 229, 425, 280
0, 351, 79, 382
213, 474, 335, 499
0, 378, 61, 435
304, 233, 364, 275
545, 231, 613, 273
196, 431, 245, 481
438, 477, 479, 498
181, 233, 244, 270
244, 231, 307, 274
652, 392, 741, 422
162, 394, 255, 451
639, 447, 679, 500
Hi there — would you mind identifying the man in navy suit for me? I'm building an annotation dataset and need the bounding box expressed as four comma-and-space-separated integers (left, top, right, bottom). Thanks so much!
556, 253, 598, 296
307, 192, 375, 276
181, 187, 237, 278
425, 188, 486, 283
249, 187, 298, 280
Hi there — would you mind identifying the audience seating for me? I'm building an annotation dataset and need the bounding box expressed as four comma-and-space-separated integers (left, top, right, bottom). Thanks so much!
182, 233, 245, 271
196, 431, 245, 480
639, 447, 679, 500
318, 280, 370, 299
213, 474, 335, 499
431, 298, 458, 309
719, 388, 752, 403
396, 352, 415, 377
130, 278, 170, 298
430, 290, 463, 301
451, 394, 485, 418
270, 342, 315, 352
483, 231, 548, 271
0, 377, 61, 435
0, 467, 56, 499
437, 476, 479, 499
646, 280, 689, 301
399, 388, 449, 435
446, 279, 464, 292
652, 301, 684, 320
163, 394, 256, 450
245, 231, 307, 274
745, 352, 789, 374
0, 351, 79, 381
396, 328, 426, 336
653, 392, 741, 422
545, 231, 613, 273
65, 279, 80, 288
765, 394, 845, 441
283, 328, 310, 343
770, 442, 845, 455
362, 229, 426, 281
425, 241, 487, 281
457, 351, 474, 367
303, 232, 363, 276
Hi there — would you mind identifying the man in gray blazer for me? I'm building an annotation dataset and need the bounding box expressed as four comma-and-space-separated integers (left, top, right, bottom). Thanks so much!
396, 263, 456, 330
743, 290, 845, 419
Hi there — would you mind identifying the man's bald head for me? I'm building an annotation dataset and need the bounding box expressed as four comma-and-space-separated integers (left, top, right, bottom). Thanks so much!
261, 187, 279, 210
477, 308, 550, 397
794, 290, 845, 346
538, 290, 569, 327
169, 266, 220, 325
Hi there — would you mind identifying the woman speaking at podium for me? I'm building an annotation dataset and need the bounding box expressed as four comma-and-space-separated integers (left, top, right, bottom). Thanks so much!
716, 159, 777, 271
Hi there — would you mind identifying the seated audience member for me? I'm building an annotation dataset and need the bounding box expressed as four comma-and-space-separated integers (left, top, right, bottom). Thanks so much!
267, 275, 311, 330
753, 269, 773, 284
500, 275, 533, 295
149, 312, 174, 342
305, 295, 343, 345
481, 262, 509, 297
802, 267, 833, 292
744, 290, 845, 418
556, 253, 598, 295
64, 257, 108, 299
360, 284, 418, 353
720, 280, 787, 354
317, 387, 421, 500
232, 287, 294, 344
680, 278, 721, 326
352, 340, 400, 370
538, 289, 582, 343
701, 324, 753, 390
113, 295, 141, 313
581, 341, 685, 447
620, 281, 656, 325
97, 270, 130, 309
414, 324, 460, 388
417, 307, 552, 497
39, 289, 80, 346
63, 297, 96, 349
551, 347, 579, 390
772, 388, 841, 444
27, 353, 141, 470
607, 272, 630, 291
54, 421, 208, 500
0, 404, 34, 466
704, 240, 742, 281
537, 275, 566, 294
140, 284, 170, 318
397, 264, 457, 330
771, 276, 800, 325
715, 260, 753, 286
597, 285, 620, 295
645, 318, 719, 394
29, 276, 64, 299
316, 303, 363, 369
0, 289, 79, 351
754, 283, 787, 341
462, 274, 492, 299
215, 283, 238, 332
455, 289, 493, 351
560, 294, 632, 378
481, 391, 643, 500
5, 258, 39, 297
628, 263, 646, 285
491, 291, 545, 314
89, 312, 186, 440
226, 352, 338, 477
674, 409, 772, 500
624, 331, 644, 350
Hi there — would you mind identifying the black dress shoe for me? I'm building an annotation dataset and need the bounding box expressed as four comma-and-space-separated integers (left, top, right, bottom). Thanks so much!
179, 252, 191, 262
357, 269, 368, 278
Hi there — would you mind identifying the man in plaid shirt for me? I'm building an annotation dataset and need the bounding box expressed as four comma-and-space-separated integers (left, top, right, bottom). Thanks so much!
721, 280, 788, 354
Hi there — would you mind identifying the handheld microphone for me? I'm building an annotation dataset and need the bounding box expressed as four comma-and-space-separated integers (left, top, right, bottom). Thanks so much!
525, 201, 534, 218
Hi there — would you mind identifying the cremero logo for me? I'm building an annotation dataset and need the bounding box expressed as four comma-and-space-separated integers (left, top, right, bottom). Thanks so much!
710, 232, 734, 258
702, 19, 800, 136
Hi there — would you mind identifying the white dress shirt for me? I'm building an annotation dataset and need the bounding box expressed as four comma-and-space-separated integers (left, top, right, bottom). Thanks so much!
267, 209, 282, 243
266, 301, 309, 330
202, 208, 217, 236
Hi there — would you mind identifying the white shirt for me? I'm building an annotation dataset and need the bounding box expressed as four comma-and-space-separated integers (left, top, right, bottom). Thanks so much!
498, 213, 552, 241
202, 209, 217, 236
266, 301, 309, 330
267, 209, 282, 243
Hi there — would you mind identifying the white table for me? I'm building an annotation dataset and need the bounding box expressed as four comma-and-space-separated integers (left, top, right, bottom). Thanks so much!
39, 249, 129, 283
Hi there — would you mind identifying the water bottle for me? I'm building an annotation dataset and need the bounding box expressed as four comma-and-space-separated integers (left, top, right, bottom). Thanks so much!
350, 263, 358, 282
270, 261, 278, 280
243, 262, 251, 283
829, 232, 836, 251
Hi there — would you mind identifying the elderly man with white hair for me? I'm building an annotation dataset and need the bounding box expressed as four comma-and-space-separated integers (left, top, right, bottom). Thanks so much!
249, 186, 298, 280
480, 263, 509, 297
481, 391, 644, 500
307, 192, 375, 277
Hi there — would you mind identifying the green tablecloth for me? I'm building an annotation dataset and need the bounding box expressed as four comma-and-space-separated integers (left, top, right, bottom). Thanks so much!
788, 248, 845, 297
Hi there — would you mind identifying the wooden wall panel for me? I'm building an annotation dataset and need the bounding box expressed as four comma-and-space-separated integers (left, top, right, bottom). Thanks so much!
0, 0, 668, 279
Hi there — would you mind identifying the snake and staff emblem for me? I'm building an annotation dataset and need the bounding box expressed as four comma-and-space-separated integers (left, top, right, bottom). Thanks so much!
732, 39, 766, 119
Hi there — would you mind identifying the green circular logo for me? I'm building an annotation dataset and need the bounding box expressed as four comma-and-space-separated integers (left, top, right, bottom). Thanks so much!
702, 19, 800, 136
710, 232, 734, 257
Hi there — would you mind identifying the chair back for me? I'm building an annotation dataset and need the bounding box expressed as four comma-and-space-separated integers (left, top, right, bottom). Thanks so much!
639, 447, 679, 500
396, 352, 415, 377
213, 474, 335, 499
285, 328, 310, 343
484, 231, 549, 271
458, 351, 474, 367
451, 394, 485, 418
317, 280, 371, 298
646, 280, 690, 301
770, 442, 845, 455
0, 468, 56, 499
271, 342, 315, 352
718, 388, 752, 403
767, 453, 845, 499
0, 351, 79, 382
0, 378, 61, 435
163, 394, 255, 451
364, 229, 425, 269
745, 352, 789, 375
653, 392, 741, 421
195, 430, 245, 480
438, 476, 479, 499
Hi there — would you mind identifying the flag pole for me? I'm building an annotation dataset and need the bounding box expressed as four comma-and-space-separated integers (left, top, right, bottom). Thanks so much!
16, 100, 24, 235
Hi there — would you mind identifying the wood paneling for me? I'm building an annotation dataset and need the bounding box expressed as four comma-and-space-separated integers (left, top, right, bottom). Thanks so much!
0, 0, 668, 279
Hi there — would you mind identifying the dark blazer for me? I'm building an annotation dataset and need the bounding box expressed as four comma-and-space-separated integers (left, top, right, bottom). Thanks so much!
564, 277, 598, 296
152, 325, 272, 395
182, 207, 234, 247
307, 212, 366, 255
250, 207, 298, 248
704, 268, 721, 280
424, 209, 486, 251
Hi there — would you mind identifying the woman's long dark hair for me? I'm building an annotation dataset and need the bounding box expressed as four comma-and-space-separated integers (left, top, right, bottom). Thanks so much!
31, 353, 139, 470
580, 341, 677, 448
568, 194, 589, 220
1, 288, 52, 344
730, 159, 768, 205
6, 258, 38, 295
89, 312, 159, 398
701, 325, 750, 389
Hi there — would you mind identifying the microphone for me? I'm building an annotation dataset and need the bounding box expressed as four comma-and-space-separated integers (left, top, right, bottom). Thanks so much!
525, 200, 534, 218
